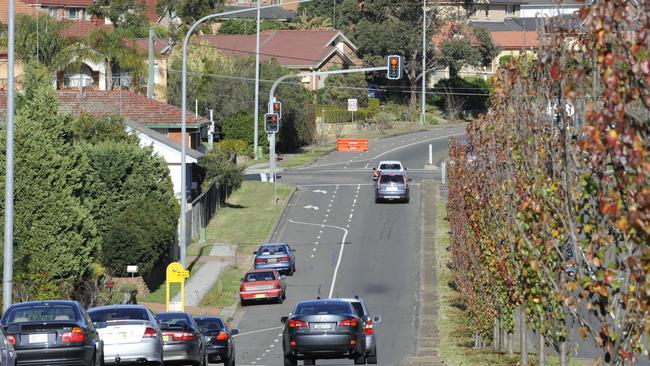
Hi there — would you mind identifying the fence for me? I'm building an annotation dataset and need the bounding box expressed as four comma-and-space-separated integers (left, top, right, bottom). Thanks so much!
183, 181, 228, 246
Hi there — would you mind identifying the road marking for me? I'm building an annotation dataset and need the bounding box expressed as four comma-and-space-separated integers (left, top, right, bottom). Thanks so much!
313, 248, 317, 251
312, 189, 328, 194
303, 205, 319, 210
310, 254, 314, 258
349, 213, 353, 219
297, 184, 375, 187
289, 219, 349, 299
233, 326, 283, 337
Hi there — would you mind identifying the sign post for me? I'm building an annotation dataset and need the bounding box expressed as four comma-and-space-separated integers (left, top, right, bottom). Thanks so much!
165, 262, 190, 312
348, 98, 357, 123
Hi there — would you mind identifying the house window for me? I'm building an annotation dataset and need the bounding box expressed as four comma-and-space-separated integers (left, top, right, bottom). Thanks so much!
506, 5, 515, 15
65, 8, 81, 19
64, 73, 93, 88
484, 5, 489, 17
48, 8, 58, 18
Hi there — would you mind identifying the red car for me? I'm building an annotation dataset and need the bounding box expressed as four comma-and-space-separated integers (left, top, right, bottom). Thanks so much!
239, 269, 286, 306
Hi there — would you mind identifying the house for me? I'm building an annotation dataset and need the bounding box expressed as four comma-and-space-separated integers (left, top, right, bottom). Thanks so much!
24, 0, 163, 25
0, 0, 39, 24
124, 119, 204, 199
197, 30, 360, 90
222, 5, 297, 21
438, 0, 527, 21
121, 37, 174, 100
226, 0, 300, 12
519, 0, 583, 17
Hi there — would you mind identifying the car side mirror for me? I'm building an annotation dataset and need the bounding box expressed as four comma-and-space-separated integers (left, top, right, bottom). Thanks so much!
240, 277, 244, 282
230, 329, 239, 335
404, 168, 407, 170
253, 251, 258, 255
372, 316, 382, 323
372, 167, 376, 170
281, 316, 288, 324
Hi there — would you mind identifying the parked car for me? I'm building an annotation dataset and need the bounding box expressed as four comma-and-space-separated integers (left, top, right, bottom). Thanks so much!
156, 312, 207, 366
0, 300, 103, 366
253, 243, 296, 275
0, 328, 16, 366
239, 269, 286, 306
375, 171, 410, 203
88, 305, 163, 365
372, 160, 405, 181
340, 297, 382, 364
193, 316, 238, 365
281, 299, 366, 366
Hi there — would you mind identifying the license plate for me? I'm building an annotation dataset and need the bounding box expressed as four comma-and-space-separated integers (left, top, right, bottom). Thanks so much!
29, 333, 48, 344
267, 258, 277, 263
312, 323, 332, 330
163, 335, 171, 342
255, 293, 266, 299
386, 187, 398, 191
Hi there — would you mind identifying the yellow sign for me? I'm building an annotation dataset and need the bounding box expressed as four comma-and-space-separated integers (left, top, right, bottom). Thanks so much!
165, 262, 189, 312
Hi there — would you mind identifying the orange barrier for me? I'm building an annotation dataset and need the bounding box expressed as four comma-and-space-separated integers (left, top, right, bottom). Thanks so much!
337, 138, 369, 152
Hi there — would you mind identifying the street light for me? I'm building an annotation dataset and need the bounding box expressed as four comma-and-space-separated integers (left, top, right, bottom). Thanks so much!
179, 0, 312, 268
421, 0, 427, 127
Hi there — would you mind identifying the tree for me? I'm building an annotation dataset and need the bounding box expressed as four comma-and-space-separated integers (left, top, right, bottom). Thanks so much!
156, 0, 223, 25
198, 148, 244, 192
350, 0, 439, 111
472, 26, 500, 68
289, 10, 332, 30
85, 27, 145, 91
439, 38, 481, 78
0, 64, 100, 299
218, 19, 287, 34
318, 72, 368, 107
88, 0, 147, 33
15, 14, 70, 69
72, 114, 139, 145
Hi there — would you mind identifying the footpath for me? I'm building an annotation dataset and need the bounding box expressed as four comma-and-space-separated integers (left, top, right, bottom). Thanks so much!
402, 181, 444, 366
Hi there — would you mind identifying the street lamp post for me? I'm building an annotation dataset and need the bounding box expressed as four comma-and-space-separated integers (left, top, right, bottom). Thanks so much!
253, 1, 261, 160
179, 0, 311, 268
420, 0, 427, 127
3, 0, 15, 312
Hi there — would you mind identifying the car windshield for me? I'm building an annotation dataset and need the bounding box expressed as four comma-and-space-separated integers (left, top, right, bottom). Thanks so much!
89, 308, 149, 323
4, 304, 78, 323
259, 245, 287, 255
295, 302, 352, 315
380, 175, 404, 184
157, 313, 191, 329
245, 272, 275, 282
194, 318, 225, 333
379, 163, 401, 170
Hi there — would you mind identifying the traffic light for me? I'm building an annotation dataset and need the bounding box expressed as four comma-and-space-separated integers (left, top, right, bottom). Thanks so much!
265, 113, 279, 133
387, 55, 402, 80
272, 100, 282, 120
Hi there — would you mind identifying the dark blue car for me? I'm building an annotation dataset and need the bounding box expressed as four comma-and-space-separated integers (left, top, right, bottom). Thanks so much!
193, 316, 238, 365
1, 300, 104, 366
253, 243, 296, 275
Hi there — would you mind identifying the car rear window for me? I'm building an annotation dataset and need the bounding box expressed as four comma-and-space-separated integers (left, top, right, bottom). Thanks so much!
295, 302, 352, 315
379, 163, 401, 170
4, 304, 78, 323
245, 272, 275, 282
157, 313, 192, 328
380, 174, 404, 184
194, 318, 225, 333
259, 245, 287, 255
88, 308, 149, 322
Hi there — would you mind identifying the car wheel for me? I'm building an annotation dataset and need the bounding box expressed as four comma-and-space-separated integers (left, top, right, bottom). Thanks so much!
366, 351, 378, 364
354, 354, 366, 365
304, 359, 316, 365
284, 354, 297, 366
278, 293, 284, 304
241, 299, 248, 307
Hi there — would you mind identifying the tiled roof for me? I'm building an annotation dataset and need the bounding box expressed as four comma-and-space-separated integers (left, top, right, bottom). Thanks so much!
143, 0, 160, 23
196, 30, 357, 68
124, 119, 204, 160
0, 0, 38, 24
24, 0, 93, 6
222, 5, 296, 20
123, 38, 173, 57
490, 31, 539, 49
432, 22, 481, 47
57, 90, 208, 128
61, 20, 113, 39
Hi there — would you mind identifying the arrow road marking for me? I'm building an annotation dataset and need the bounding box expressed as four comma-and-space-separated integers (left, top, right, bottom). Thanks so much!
312, 189, 328, 194
303, 205, 319, 210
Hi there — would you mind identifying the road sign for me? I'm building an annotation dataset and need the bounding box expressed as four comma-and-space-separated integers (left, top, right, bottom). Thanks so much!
347, 99, 358, 112
166, 262, 189, 312
265, 113, 279, 133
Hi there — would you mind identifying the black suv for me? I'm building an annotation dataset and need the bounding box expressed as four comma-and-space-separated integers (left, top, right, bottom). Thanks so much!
281, 299, 366, 366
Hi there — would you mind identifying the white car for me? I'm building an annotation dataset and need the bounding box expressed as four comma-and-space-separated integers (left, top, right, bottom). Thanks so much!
372, 160, 405, 180
89, 305, 164, 365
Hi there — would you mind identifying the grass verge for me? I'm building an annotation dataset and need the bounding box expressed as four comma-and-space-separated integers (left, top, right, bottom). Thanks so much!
278, 148, 332, 169
199, 265, 248, 307
140, 261, 204, 304
435, 202, 586, 366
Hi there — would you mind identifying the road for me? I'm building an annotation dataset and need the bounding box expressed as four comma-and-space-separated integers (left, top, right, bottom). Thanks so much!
231, 126, 466, 366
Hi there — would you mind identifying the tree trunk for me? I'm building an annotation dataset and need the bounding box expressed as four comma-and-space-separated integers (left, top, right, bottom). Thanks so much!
520, 307, 528, 365
507, 332, 514, 355
409, 76, 418, 116
106, 59, 113, 91
559, 340, 567, 366
493, 320, 499, 351
474, 332, 479, 349
538, 333, 546, 366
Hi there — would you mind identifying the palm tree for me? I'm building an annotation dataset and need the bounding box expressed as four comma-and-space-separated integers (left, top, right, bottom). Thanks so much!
85, 28, 144, 91
290, 10, 333, 30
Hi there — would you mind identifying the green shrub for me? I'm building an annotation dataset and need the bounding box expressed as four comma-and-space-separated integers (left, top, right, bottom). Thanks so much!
430, 77, 491, 116
367, 98, 381, 113
217, 139, 250, 156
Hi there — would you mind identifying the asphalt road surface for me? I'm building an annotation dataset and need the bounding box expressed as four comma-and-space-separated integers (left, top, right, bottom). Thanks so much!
231, 126, 466, 366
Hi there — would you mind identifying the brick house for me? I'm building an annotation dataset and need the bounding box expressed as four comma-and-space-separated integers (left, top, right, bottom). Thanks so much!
197, 30, 360, 90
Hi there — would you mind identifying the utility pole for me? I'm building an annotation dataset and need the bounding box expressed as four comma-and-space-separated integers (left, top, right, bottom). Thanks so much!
3, 0, 16, 312
333, 0, 336, 29
253, 0, 262, 160
209, 109, 215, 151
147, 27, 155, 99
420, 0, 427, 126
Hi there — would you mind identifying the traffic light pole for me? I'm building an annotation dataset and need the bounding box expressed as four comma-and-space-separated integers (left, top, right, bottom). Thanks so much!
266, 66, 387, 201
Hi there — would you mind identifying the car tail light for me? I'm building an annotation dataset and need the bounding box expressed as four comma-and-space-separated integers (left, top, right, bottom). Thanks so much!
338, 318, 357, 327
364, 321, 374, 335
163, 331, 195, 341
288, 319, 308, 328
274, 282, 282, 289
277, 256, 290, 262
255, 258, 267, 263
143, 327, 157, 338
6, 335, 15, 346
62, 327, 85, 343
215, 331, 229, 341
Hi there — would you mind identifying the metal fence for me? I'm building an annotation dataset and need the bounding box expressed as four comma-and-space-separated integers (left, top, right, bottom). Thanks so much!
183, 181, 228, 246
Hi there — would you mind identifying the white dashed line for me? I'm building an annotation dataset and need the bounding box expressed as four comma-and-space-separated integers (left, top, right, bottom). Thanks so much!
310, 254, 315, 258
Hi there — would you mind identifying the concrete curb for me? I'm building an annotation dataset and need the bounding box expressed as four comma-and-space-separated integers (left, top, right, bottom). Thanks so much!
401, 181, 443, 366
268, 186, 298, 242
